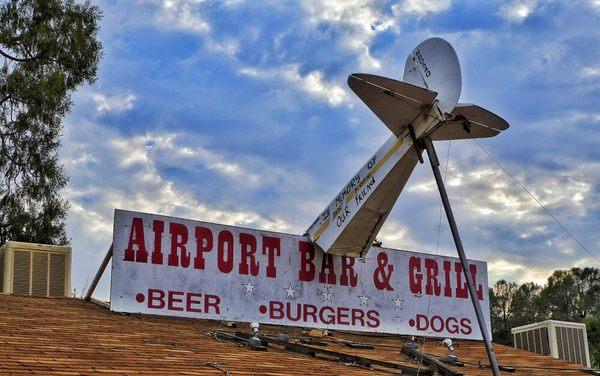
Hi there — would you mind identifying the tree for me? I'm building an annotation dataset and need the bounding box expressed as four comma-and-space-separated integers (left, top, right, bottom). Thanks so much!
571, 267, 600, 318
489, 268, 600, 366
489, 279, 518, 344
0, 0, 102, 245
542, 269, 581, 321
510, 282, 545, 327
585, 316, 600, 368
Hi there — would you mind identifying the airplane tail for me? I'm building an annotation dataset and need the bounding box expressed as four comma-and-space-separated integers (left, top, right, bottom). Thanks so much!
430, 103, 509, 141
349, 73, 509, 142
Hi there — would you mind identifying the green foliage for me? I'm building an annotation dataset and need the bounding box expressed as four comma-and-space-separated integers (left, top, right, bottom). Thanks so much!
490, 268, 600, 367
0, 0, 102, 245
585, 316, 600, 368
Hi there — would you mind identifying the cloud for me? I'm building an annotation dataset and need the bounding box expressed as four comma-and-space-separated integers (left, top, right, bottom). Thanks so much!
239, 64, 350, 107
498, 0, 539, 23
582, 65, 600, 78
154, 0, 210, 34
63, 122, 292, 230
89, 92, 136, 114
393, 0, 452, 16
301, 0, 396, 70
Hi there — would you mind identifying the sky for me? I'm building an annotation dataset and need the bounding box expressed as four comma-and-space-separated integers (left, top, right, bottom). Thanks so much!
62, 0, 600, 300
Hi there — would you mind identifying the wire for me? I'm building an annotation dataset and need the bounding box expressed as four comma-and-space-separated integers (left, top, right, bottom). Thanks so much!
437, 139, 452, 251
472, 138, 600, 264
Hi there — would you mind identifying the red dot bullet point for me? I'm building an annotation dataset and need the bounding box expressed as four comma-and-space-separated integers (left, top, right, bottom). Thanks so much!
409, 319, 415, 327
259, 305, 267, 314
136, 293, 145, 303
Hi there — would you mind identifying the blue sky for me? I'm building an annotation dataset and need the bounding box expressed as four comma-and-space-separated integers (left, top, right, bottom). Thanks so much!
62, 0, 600, 300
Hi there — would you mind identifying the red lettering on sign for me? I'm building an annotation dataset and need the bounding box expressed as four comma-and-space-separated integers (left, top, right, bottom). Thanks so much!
413, 314, 473, 335
151, 220, 164, 264
443, 260, 452, 297
238, 233, 259, 276
455, 263, 468, 298
409, 258, 483, 301
298, 241, 316, 282
340, 257, 357, 287
262, 236, 281, 278
303, 304, 318, 323
425, 258, 441, 296
366, 310, 380, 328
205, 294, 221, 314
270, 301, 284, 319
194, 226, 212, 270
168, 290, 184, 311
409, 257, 422, 294
186, 292, 203, 313
460, 318, 472, 335
145, 289, 221, 315
469, 264, 483, 300
430, 315, 444, 332
286, 302, 301, 321
168, 223, 190, 267
217, 230, 234, 273
337, 307, 350, 325
447, 317, 459, 334
351, 309, 365, 326
262, 301, 380, 328
124, 217, 147, 262
148, 289, 165, 309
320, 306, 335, 324
319, 253, 336, 284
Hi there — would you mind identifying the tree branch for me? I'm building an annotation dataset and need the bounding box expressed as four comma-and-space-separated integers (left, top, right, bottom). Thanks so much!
0, 48, 40, 62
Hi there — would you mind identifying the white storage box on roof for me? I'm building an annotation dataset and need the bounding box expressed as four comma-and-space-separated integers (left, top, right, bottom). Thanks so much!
511, 320, 591, 367
0, 241, 71, 297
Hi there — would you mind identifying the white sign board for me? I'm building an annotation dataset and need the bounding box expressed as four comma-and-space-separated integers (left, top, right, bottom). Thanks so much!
111, 209, 491, 340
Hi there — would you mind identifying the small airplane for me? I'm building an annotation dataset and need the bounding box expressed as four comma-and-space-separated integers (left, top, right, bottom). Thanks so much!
307, 37, 509, 257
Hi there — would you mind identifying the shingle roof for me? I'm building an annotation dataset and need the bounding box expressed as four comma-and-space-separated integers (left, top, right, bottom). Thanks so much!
0, 294, 593, 375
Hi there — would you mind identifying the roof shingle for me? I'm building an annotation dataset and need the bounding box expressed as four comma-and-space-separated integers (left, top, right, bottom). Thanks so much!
0, 294, 593, 375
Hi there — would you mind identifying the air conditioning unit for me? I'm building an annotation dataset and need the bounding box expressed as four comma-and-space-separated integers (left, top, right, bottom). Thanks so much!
0, 241, 71, 297
511, 320, 590, 367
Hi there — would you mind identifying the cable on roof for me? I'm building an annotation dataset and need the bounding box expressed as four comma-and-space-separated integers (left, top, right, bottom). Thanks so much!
198, 361, 230, 375
472, 138, 600, 265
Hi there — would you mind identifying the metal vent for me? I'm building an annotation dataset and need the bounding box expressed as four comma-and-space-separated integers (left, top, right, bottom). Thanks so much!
13, 251, 31, 294
556, 326, 586, 365
32, 252, 49, 296
49, 253, 66, 296
512, 320, 590, 367
513, 326, 550, 356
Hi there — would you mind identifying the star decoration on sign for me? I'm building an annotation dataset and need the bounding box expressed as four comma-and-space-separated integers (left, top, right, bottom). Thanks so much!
357, 292, 371, 306
320, 287, 334, 303
392, 295, 404, 310
242, 279, 257, 295
283, 283, 297, 299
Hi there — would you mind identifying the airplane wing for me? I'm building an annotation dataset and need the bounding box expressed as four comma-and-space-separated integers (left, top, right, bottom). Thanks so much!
430, 103, 509, 141
348, 73, 438, 136
307, 132, 419, 255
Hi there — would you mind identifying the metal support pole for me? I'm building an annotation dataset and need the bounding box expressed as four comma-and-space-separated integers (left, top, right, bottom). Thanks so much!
422, 137, 500, 376
84, 244, 113, 302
